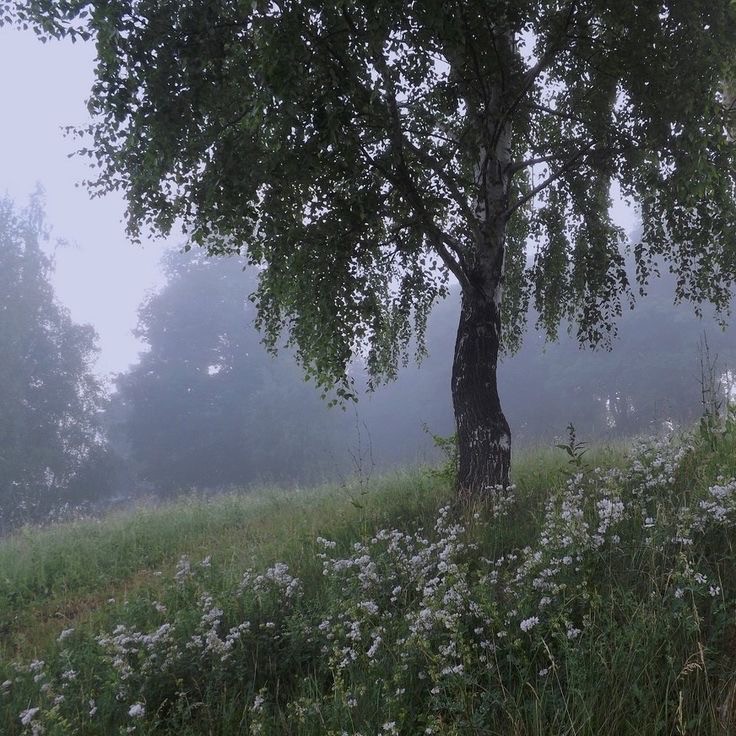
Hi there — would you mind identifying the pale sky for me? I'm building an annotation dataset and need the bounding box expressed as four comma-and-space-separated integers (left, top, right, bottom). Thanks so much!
0, 26, 167, 380
0, 25, 638, 383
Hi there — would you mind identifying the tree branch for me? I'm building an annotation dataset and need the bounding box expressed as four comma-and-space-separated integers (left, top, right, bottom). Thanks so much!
401, 137, 478, 230
356, 139, 471, 290
322, 6, 473, 288
524, 101, 586, 125
508, 154, 560, 176
363, 36, 473, 289
490, 1, 579, 152
505, 140, 597, 216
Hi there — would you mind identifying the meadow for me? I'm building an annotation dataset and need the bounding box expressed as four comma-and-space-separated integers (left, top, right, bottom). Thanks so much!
1, 423, 735, 735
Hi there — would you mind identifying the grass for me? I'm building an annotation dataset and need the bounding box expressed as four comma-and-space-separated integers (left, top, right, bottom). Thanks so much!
1, 425, 735, 735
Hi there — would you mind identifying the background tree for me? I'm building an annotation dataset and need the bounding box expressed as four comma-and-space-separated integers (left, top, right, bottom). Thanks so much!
111, 251, 348, 494
13, 1, 736, 498
0, 194, 110, 528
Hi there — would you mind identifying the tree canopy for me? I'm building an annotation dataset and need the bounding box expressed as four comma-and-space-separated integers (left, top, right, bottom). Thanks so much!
10, 0, 736, 493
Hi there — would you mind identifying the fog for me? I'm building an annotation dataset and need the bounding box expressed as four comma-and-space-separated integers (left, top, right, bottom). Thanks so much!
1, 25, 734, 529
0, 27, 164, 378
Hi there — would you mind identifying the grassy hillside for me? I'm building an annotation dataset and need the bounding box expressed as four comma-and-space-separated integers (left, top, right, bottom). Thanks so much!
1, 427, 735, 735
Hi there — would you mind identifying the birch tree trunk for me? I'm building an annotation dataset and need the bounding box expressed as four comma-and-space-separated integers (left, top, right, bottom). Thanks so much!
452, 285, 511, 498
451, 34, 514, 498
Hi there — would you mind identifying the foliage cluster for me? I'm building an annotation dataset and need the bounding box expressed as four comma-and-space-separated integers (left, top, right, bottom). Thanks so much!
2, 425, 736, 735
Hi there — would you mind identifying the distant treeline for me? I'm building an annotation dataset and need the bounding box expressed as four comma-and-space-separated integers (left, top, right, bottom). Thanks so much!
2, 194, 735, 527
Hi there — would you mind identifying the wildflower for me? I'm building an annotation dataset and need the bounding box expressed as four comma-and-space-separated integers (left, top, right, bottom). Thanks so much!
128, 703, 145, 718
358, 600, 379, 615
57, 628, 75, 642
20, 708, 40, 725
520, 616, 539, 632
174, 555, 192, 583
367, 635, 382, 659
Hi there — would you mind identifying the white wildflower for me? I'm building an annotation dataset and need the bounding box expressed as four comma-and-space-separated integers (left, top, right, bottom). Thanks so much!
128, 702, 145, 718
252, 694, 265, 712
358, 600, 379, 615
20, 708, 40, 725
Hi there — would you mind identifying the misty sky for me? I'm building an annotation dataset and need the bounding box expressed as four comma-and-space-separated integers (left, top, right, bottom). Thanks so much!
0, 26, 167, 379
0, 25, 638, 381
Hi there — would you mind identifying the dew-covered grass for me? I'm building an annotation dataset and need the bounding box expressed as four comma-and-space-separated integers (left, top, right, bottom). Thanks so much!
1, 425, 735, 735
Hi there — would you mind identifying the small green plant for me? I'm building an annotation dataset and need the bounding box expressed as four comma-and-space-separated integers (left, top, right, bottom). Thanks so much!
556, 422, 588, 471
698, 333, 725, 446
422, 424, 458, 486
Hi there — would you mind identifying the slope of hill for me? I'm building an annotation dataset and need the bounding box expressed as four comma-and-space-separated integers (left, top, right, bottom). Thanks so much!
1, 424, 735, 735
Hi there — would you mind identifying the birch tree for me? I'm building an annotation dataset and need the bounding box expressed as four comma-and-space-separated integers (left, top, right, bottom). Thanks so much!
10, 0, 736, 498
